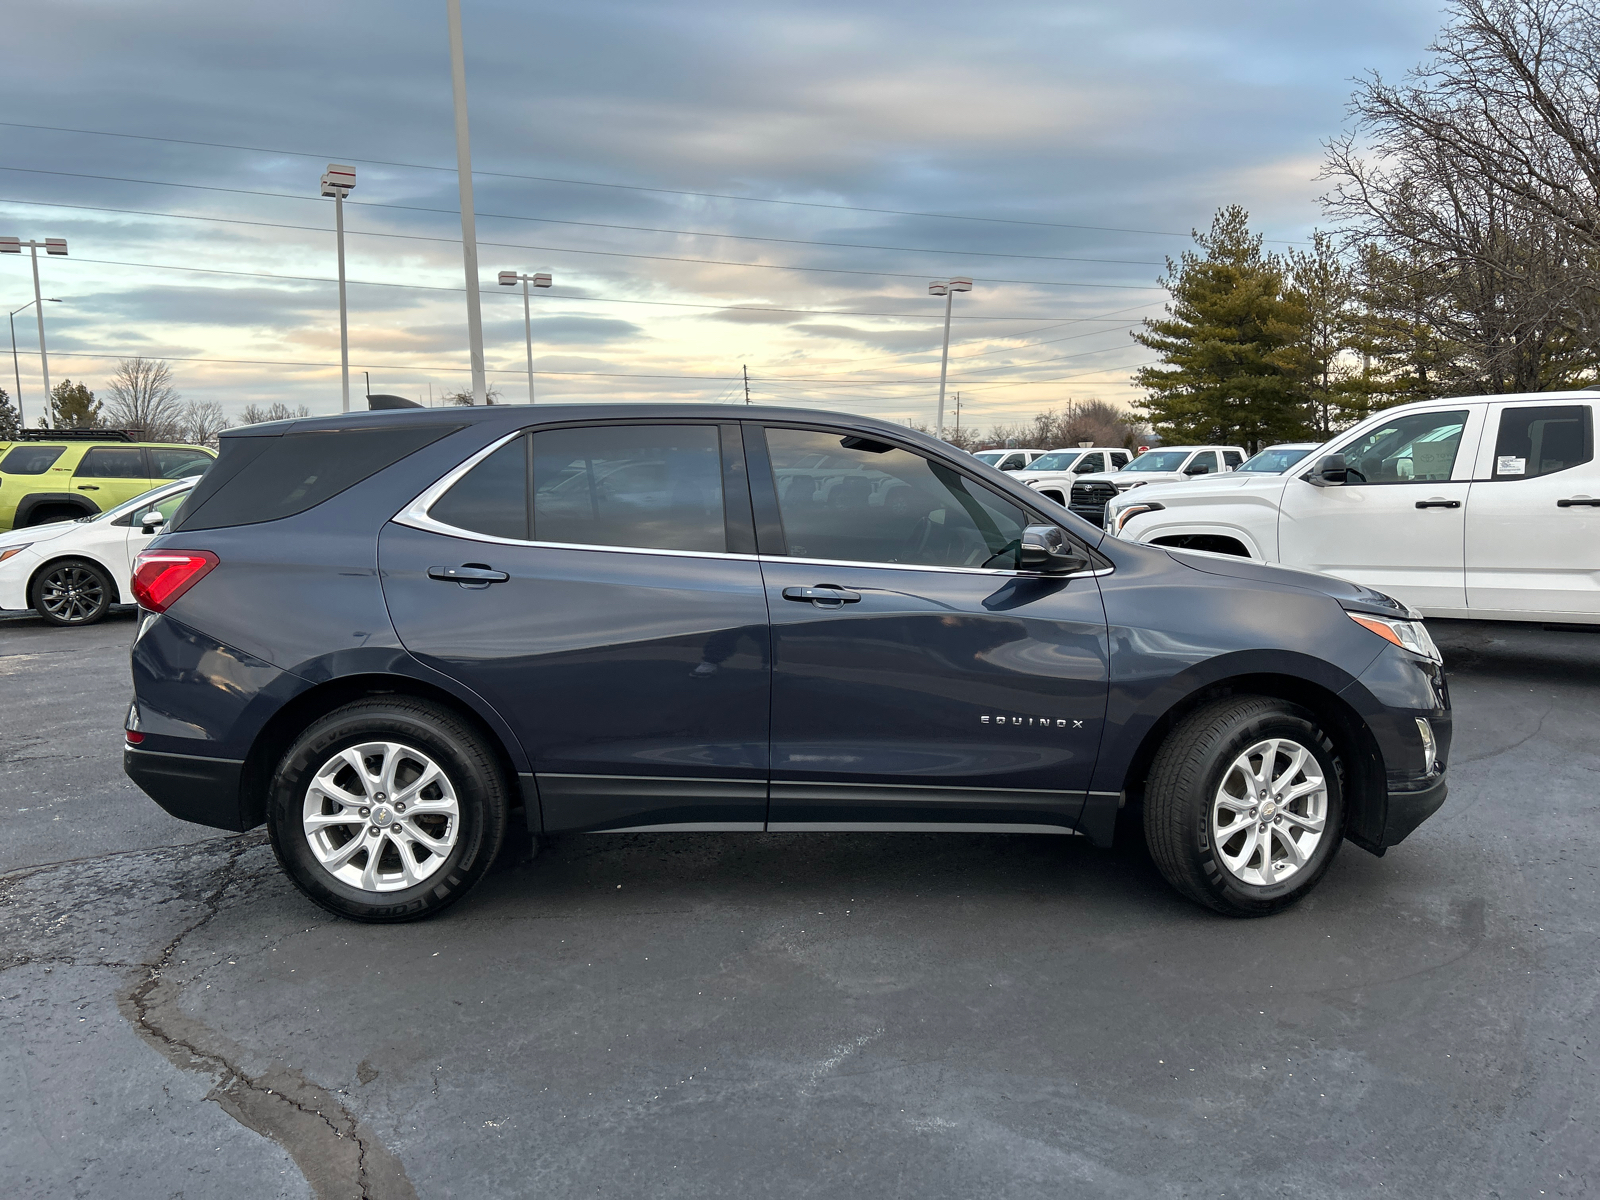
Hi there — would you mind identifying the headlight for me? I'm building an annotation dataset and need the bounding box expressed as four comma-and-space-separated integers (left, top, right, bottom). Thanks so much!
1346, 611, 1442, 662
1116, 480, 1149, 490
1111, 502, 1163, 535
0, 543, 32, 564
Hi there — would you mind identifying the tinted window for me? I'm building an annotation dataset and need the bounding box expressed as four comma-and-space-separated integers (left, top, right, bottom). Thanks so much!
1337, 409, 1468, 484
1110, 451, 1131, 467
150, 447, 214, 479
0, 445, 65, 475
1490, 404, 1592, 480
533, 425, 725, 552
429, 435, 531, 540
1223, 450, 1243, 467
766, 427, 1030, 569
175, 424, 460, 531
76, 447, 147, 478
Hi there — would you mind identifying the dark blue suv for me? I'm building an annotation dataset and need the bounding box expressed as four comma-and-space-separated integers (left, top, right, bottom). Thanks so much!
123, 405, 1450, 921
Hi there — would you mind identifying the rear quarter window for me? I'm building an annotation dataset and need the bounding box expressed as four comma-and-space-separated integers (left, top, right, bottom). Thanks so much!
173, 423, 462, 531
1, 445, 67, 475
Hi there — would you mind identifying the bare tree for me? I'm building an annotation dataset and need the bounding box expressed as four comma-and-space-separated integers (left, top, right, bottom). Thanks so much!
442, 386, 503, 406
174, 401, 228, 447
104, 358, 185, 440
240, 402, 312, 424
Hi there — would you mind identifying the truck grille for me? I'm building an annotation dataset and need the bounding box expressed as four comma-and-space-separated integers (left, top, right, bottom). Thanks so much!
1069, 481, 1118, 526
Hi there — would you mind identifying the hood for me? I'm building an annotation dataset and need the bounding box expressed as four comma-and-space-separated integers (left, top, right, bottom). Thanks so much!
1165, 548, 1409, 617
1075, 469, 1181, 488
0, 519, 78, 549
1107, 473, 1286, 507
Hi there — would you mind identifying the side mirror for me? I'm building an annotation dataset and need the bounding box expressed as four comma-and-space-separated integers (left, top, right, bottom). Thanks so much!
1305, 453, 1348, 487
140, 511, 165, 533
1019, 524, 1090, 574
1185, 463, 1211, 475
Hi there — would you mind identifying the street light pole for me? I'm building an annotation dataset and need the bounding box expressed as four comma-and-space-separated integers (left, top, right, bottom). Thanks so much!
320, 165, 356, 412
446, 0, 487, 405
928, 277, 971, 440
498, 271, 551, 402
8, 298, 61, 429
2, 237, 68, 413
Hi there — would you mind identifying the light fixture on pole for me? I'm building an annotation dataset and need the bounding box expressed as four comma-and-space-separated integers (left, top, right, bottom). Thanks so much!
928, 277, 971, 441
8, 297, 61, 429
498, 270, 552, 403
320, 164, 356, 413
2, 236, 68, 408
446, 0, 488, 405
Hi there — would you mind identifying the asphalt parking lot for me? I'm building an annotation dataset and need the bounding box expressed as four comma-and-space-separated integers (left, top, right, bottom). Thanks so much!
2, 607, 1596, 1199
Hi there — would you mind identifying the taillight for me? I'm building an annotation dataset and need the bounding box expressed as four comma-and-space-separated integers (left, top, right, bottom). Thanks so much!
131, 549, 219, 612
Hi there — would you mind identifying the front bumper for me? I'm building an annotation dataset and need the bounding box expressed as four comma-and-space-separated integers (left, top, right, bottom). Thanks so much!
1379, 772, 1449, 848
124, 746, 249, 831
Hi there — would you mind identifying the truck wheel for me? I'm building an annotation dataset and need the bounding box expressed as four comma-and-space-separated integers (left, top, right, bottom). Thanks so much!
1144, 695, 1345, 916
267, 697, 509, 923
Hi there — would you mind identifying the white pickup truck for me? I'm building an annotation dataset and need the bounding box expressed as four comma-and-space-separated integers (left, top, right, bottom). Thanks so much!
1107, 391, 1600, 622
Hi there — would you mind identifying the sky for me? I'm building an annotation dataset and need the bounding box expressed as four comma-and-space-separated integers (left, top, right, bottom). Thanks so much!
2, 0, 1448, 433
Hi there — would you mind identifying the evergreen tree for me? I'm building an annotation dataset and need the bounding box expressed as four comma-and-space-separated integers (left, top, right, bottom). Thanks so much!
1132, 206, 1310, 452
0, 386, 19, 440
1284, 232, 1366, 437
43, 379, 104, 429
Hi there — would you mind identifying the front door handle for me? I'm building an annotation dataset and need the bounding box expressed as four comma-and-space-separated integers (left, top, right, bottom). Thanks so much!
782, 585, 862, 606
1414, 499, 1461, 509
428, 564, 510, 588
1557, 497, 1600, 508
76, 485, 99, 491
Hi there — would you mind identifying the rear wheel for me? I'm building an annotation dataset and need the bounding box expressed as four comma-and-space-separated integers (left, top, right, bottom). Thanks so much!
1144, 696, 1345, 916
31, 559, 114, 626
266, 697, 509, 922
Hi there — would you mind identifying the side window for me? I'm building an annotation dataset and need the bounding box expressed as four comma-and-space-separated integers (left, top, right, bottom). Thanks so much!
152, 490, 191, 521
1223, 450, 1243, 468
429, 434, 530, 541
1074, 452, 1104, 474
1336, 409, 1469, 484
1187, 452, 1219, 475
765, 427, 1030, 570
0, 445, 66, 474
1490, 404, 1592, 480
76, 447, 148, 478
150, 448, 214, 479
533, 424, 725, 552
1109, 451, 1130, 468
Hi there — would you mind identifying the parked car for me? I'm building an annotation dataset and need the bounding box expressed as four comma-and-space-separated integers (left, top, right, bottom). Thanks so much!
123, 404, 1450, 923
1107, 391, 1600, 622
0, 477, 199, 625
0, 430, 215, 531
1068, 445, 1247, 526
972, 448, 1048, 471
1012, 447, 1133, 505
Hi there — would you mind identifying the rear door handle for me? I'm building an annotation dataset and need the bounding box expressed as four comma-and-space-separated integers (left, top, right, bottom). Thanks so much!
782, 585, 862, 605
1414, 499, 1461, 509
428, 564, 510, 587
1557, 497, 1600, 508
76, 485, 99, 491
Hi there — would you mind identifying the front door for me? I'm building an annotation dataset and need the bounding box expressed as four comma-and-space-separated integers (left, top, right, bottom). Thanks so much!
73, 446, 157, 513
1277, 405, 1485, 614
1466, 399, 1600, 616
381, 421, 770, 832
751, 424, 1108, 832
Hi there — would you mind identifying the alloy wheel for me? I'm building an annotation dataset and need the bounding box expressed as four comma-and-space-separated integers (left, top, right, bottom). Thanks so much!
38, 564, 107, 624
302, 741, 461, 892
1210, 737, 1328, 887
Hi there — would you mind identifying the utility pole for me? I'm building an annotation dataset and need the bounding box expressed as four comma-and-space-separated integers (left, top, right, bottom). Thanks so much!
446, 0, 487, 405
953, 391, 961, 441
743, 364, 750, 404
1, 237, 67, 407
928, 277, 972, 440
499, 271, 552, 402
320, 166, 355, 412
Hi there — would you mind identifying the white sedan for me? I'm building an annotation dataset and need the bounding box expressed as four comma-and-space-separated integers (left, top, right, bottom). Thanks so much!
0, 477, 197, 626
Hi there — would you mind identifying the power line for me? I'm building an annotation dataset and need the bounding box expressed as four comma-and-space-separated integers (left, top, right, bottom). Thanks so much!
0, 119, 1213, 241
0, 195, 1162, 290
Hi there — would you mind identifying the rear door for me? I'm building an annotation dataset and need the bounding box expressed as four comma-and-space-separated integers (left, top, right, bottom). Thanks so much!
1466, 398, 1600, 616
72, 446, 156, 512
380, 421, 771, 833
1278, 405, 1485, 613
752, 423, 1108, 832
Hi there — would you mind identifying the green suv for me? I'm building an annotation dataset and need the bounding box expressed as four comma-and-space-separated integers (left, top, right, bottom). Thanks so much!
0, 431, 216, 531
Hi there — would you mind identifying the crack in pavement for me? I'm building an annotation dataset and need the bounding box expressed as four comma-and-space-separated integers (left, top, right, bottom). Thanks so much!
114, 841, 417, 1200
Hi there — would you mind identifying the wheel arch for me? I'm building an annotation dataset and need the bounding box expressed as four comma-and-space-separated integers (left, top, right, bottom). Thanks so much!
1128, 519, 1267, 559
28, 552, 123, 605
1149, 533, 1252, 558
14, 493, 100, 527
238, 672, 534, 836
1095, 671, 1386, 853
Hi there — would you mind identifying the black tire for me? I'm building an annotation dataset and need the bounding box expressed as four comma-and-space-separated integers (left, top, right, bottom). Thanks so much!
266, 697, 509, 923
22, 505, 88, 528
31, 558, 114, 627
1143, 695, 1345, 917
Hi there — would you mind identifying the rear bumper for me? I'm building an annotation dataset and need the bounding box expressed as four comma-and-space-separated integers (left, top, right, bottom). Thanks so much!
1378, 772, 1448, 849
124, 746, 250, 832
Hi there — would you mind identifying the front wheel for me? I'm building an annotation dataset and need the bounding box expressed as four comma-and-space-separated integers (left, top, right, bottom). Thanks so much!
1144, 696, 1345, 916
266, 697, 509, 922
32, 559, 114, 626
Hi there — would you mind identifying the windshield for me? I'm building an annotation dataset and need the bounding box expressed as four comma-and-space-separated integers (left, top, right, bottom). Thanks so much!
1026, 451, 1082, 471
82, 479, 198, 524
1121, 450, 1190, 472
972, 451, 1007, 465
1237, 446, 1315, 473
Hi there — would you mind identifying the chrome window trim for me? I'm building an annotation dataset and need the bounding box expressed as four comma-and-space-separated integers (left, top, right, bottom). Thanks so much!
394, 426, 1111, 579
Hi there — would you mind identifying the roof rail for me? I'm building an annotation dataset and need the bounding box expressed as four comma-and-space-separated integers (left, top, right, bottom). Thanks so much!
17, 428, 135, 442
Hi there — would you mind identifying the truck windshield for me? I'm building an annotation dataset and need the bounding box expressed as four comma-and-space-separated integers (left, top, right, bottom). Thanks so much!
1027, 451, 1081, 471
1237, 446, 1315, 473
1122, 451, 1190, 472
